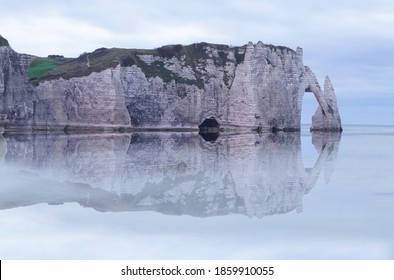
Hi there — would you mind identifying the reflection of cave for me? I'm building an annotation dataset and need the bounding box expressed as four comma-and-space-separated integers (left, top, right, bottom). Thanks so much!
0, 131, 341, 218
199, 131, 219, 142
199, 118, 220, 131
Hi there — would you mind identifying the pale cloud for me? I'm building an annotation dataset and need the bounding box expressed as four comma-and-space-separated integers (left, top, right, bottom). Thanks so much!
1, 0, 236, 56
2, 0, 393, 57
1, 0, 394, 124
1, 11, 117, 56
133, 23, 231, 47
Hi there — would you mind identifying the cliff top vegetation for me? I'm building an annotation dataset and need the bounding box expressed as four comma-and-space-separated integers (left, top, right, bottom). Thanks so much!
27, 42, 292, 85
28, 42, 241, 85
0, 35, 10, 47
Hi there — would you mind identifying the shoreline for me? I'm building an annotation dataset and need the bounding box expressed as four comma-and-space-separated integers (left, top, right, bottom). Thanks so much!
0, 124, 344, 136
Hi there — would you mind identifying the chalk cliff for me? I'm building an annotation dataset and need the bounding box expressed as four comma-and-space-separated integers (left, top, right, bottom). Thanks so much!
0, 36, 34, 122
0, 36, 342, 131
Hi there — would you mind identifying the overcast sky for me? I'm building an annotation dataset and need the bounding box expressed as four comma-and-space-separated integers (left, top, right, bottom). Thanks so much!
1, 0, 393, 125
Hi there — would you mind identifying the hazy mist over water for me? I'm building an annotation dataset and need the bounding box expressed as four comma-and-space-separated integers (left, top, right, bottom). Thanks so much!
0, 125, 393, 259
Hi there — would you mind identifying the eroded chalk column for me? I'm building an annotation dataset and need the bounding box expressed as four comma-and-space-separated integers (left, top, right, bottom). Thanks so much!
310, 76, 342, 131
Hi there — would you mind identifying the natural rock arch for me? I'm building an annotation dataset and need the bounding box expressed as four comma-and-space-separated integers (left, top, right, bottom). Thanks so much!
302, 67, 342, 132
0, 37, 342, 132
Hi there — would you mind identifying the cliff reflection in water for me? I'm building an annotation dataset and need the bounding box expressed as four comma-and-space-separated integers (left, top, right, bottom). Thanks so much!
0, 131, 341, 218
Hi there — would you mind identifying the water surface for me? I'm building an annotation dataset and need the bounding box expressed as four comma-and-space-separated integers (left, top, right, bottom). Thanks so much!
0, 126, 393, 259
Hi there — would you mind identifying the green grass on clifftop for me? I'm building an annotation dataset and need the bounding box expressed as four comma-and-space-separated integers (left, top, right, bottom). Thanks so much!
28, 48, 149, 83
28, 42, 249, 86
28, 58, 63, 79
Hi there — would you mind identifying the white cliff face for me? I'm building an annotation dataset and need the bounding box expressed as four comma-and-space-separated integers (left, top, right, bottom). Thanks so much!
1, 40, 342, 131
120, 41, 311, 130
0, 46, 34, 122
34, 66, 130, 127
227, 42, 306, 130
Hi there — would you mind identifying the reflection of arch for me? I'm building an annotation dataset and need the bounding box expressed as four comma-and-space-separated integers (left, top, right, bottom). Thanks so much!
302, 132, 341, 195
0, 131, 341, 218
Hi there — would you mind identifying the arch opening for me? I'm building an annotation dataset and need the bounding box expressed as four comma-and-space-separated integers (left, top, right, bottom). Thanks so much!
301, 92, 319, 126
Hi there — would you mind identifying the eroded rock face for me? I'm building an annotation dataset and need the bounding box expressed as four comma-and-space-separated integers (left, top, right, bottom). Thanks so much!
34, 66, 130, 127
0, 46, 34, 123
0, 39, 342, 131
310, 77, 342, 131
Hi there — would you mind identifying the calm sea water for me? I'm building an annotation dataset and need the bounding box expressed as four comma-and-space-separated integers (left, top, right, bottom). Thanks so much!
0, 125, 393, 259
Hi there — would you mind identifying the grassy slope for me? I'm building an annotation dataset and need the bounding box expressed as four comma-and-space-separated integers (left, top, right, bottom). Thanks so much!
28, 59, 63, 79
28, 43, 244, 84
28, 48, 154, 83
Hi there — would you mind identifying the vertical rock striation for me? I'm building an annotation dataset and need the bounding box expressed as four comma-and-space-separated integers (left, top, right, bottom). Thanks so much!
0, 36, 34, 124
0, 36, 342, 131
34, 66, 130, 128
310, 76, 342, 131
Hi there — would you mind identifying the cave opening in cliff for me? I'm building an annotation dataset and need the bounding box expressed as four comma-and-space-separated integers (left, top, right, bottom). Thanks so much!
199, 118, 220, 131
198, 118, 220, 142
